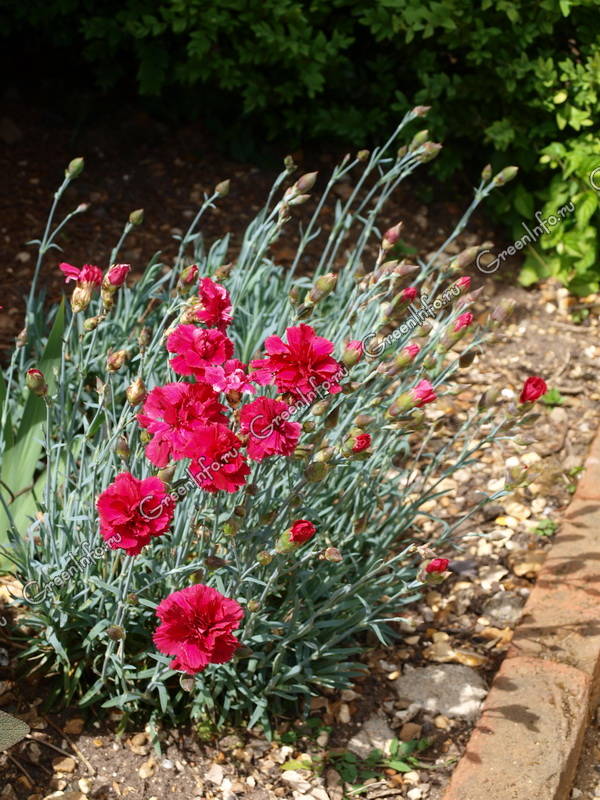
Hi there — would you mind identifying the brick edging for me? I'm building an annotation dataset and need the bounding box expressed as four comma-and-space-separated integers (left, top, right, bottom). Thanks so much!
443, 430, 600, 800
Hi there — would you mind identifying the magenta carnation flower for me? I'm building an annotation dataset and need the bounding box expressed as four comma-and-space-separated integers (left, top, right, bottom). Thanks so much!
250, 324, 343, 398
96, 472, 174, 556
240, 396, 301, 461
153, 584, 244, 674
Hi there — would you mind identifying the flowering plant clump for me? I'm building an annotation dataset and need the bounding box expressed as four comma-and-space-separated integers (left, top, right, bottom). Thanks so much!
0, 114, 547, 731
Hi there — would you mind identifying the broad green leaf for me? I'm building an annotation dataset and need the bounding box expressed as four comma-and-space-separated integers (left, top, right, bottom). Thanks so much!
0, 301, 65, 558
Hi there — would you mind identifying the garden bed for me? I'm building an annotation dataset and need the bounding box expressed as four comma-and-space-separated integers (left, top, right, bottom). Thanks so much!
1, 110, 599, 800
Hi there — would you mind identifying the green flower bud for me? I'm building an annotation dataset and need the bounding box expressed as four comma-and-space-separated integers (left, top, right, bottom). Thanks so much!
304, 462, 330, 482
257, 550, 273, 566
66, 156, 84, 179
129, 208, 144, 225
492, 166, 519, 186
215, 179, 230, 197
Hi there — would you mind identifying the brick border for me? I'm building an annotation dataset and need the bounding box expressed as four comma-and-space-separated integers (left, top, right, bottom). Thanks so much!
443, 430, 600, 800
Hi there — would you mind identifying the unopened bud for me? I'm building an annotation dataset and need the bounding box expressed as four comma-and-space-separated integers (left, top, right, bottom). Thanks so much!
312, 400, 330, 416
288, 286, 300, 305
257, 550, 273, 566
66, 156, 84, 179
106, 625, 125, 641
478, 387, 500, 409
323, 547, 343, 562
215, 179, 230, 197
304, 461, 330, 482
213, 261, 234, 280
307, 272, 337, 304
84, 315, 104, 332
383, 222, 403, 250
71, 285, 93, 313
126, 376, 147, 406
247, 600, 260, 612
481, 164, 493, 182
26, 368, 47, 396
293, 443, 313, 459
106, 349, 128, 372
115, 436, 130, 459
492, 166, 519, 186
223, 516, 241, 536
289, 193, 311, 206
418, 142, 442, 162
283, 155, 296, 173
138, 326, 152, 349
409, 129, 429, 151
450, 246, 481, 271
295, 171, 318, 193
412, 105, 431, 117
313, 447, 334, 463
357, 149, 370, 161
16, 328, 28, 348
129, 208, 144, 225
157, 465, 176, 484
324, 407, 339, 429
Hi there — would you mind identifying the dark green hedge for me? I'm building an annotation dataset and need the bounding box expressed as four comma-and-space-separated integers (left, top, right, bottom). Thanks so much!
2, 0, 600, 290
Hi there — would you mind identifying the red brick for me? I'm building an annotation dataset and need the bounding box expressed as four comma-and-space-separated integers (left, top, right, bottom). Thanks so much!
443, 656, 590, 800
574, 433, 600, 500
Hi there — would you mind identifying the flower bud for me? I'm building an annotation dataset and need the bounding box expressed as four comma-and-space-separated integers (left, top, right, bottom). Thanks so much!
140, 430, 152, 444
283, 155, 296, 173
307, 272, 337, 304
126, 376, 147, 406
257, 550, 274, 566
295, 171, 318, 193
105, 264, 130, 288
490, 298, 516, 326
247, 600, 260, 612
303, 420, 316, 433
418, 142, 442, 163
16, 328, 28, 348
357, 149, 370, 161
382, 222, 403, 251
450, 246, 480, 271
288, 193, 311, 206
312, 399, 330, 416
66, 156, 84, 179
341, 339, 363, 368
409, 129, 429, 151
115, 436, 130, 459
304, 462, 330, 482
223, 516, 241, 536
26, 368, 47, 396
215, 179, 230, 197
288, 286, 300, 305
492, 166, 519, 186
157, 465, 176, 485
129, 208, 144, 225
354, 414, 375, 427
138, 326, 152, 349
71, 285, 93, 313
106, 350, 128, 372
481, 164, 492, 182
323, 547, 343, 562
412, 105, 431, 117
84, 315, 104, 332
478, 387, 500, 409
293, 443, 313, 459
213, 262, 234, 280
106, 625, 125, 641
314, 447, 335, 463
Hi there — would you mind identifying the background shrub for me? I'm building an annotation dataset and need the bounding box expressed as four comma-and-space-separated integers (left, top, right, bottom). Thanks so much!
2, 0, 599, 292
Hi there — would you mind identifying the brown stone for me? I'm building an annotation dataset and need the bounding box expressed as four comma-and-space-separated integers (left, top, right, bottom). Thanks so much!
399, 722, 422, 741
